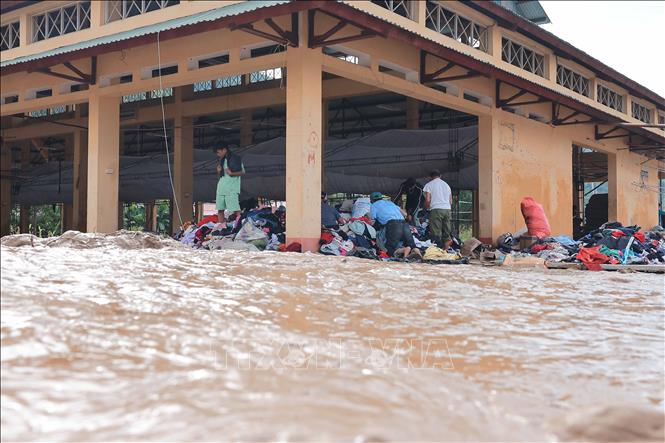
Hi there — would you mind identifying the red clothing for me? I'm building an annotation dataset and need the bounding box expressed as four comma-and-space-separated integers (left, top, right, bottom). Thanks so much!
197, 215, 218, 226
577, 246, 610, 271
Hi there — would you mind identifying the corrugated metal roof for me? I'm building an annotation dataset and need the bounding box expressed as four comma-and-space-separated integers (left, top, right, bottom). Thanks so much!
0, 0, 289, 68
493, 1, 550, 25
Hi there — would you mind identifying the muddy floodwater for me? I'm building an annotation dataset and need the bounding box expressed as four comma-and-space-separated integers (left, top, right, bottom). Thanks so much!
1, 231, 664, 442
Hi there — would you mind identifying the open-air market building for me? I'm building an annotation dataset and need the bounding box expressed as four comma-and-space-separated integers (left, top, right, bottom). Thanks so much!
1, 0, 664, 251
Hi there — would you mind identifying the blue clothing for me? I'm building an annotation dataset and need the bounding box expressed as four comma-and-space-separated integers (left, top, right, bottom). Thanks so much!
370, 200, 405, 225
321, 203, 341, 228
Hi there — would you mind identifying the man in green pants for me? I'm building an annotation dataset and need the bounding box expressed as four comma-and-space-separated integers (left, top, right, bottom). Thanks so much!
423, 169, 452, 249
214, 143, 244, 223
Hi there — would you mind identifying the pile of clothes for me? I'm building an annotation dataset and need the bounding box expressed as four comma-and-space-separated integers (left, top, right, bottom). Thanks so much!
173, 206, 289, 252
493, 222, 665, 271
173, 206, 478, 264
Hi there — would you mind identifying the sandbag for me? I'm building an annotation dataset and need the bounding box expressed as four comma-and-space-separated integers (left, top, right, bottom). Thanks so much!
520, 197, 551, 238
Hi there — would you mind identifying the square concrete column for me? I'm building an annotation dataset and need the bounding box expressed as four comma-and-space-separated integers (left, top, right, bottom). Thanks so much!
171, 88, 194, 232
0, 143, 11, 236
478, 114, 497, 244
87, 94, 120, 232
240, 109, 253, 147
19, 141, 31, 233
285, 43, 324, 252
406, 97, 420, 129
72, 127, 88, 231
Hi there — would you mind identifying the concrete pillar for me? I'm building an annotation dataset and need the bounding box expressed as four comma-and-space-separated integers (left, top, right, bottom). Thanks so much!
90, 0, 105, 27
118, 203, 124, 230
172, 88, 194, 232
240, 108, 253, 147
72, 127, 88, 231
145, 201, 155, 231
406, 97, 420, 129
61, 203, 74, 233
412, 0, 427, 26
478, 113, 497, 244
285, 25, 323, 252
19, 142, 30, 233
0, 143, 11, 236
321, 99, 329, 187
87, 94, 120, 232
488, 25, 503, 60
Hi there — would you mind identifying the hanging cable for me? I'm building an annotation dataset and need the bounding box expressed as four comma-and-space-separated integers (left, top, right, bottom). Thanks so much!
156, 30, 183, 228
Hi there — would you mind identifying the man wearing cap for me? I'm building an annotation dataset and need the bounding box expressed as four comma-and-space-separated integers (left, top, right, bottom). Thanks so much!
214, 143, 245, 223
423, 169, 452, 248
369, 192, 420, 259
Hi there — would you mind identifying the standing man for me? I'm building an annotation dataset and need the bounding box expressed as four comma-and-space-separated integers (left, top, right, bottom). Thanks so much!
423, 169, 452, 248
369, 191, 421, 259
214, 142, 244, 223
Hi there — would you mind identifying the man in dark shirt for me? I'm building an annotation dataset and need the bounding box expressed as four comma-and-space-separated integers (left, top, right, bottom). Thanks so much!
321, 192, 346, 229
393, 177, 423, 222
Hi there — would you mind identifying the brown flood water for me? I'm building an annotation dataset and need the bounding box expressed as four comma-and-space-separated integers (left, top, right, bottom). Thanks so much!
1, 231, 664, 442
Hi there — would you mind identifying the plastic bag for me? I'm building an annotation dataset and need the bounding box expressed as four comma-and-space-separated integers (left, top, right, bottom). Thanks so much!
234, 219, 268, 243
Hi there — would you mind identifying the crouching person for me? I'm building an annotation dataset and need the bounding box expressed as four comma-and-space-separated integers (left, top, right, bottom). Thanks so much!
369, 192, 421, 260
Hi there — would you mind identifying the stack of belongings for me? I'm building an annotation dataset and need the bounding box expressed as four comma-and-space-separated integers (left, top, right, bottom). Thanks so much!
575, 222, 665, 270
172, 206, 288, 252
319, 218, 385, 260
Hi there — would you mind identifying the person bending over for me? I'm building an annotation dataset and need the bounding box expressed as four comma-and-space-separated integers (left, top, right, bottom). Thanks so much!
214, 142, 245, 224
423, 169, 452, 248
369, 191, 421, 259
393, 177, 423, 222
321, 192, 346, 229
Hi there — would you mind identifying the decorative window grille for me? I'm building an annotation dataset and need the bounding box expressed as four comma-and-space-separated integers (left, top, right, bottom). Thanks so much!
249, 68, 283, 84
371, 0, 412, 19
596, 84, 623, 112
150, 87, 173, 99
425, 2, 488, 52
501, 38, 545, 77
1, 21, 20, 51
556, 65, 590, 97
122, 92, 147, 103
50, 105, 68, 115
338, 54, 359, 64
216, 75, 242, 88
106, 0, 180, 23
631, 102, 651, 124
28, 109, 48, 118
31, 2, 91, 42
193, 80, 213, 93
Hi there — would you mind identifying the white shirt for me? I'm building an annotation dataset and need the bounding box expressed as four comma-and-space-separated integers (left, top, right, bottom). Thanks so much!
423, 178, 452, 210
352, 197, 372, 218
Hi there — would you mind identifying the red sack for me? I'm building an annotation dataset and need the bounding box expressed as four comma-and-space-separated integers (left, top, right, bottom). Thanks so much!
285, 242, 302, 253
520, 197, 551, 238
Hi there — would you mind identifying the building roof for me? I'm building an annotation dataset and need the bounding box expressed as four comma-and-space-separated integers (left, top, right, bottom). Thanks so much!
493, 0, 550, 24
1, 0, 289, 68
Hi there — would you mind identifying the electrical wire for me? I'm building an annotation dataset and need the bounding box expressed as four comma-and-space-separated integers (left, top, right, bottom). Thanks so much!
156, 30, 183, 228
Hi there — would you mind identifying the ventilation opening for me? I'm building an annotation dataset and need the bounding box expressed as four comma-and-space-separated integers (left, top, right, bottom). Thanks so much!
70, 83, 89, 92
36, 89, 53, 98
463, 93, 479, 103
151, 65, 178, 77
2, 94, 19, 104
250, 44, 285, 58
188, 51, 230, 70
